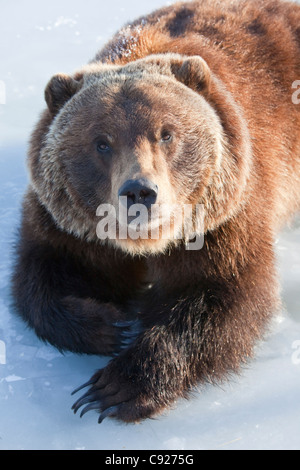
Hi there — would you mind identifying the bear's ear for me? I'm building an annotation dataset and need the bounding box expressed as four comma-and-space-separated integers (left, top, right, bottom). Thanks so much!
45, 74, 82, 116
169, 56, 211, 93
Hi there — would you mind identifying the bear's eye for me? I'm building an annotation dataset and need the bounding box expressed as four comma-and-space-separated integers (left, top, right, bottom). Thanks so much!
161, 132, 172, 143
97, 141, 111, 153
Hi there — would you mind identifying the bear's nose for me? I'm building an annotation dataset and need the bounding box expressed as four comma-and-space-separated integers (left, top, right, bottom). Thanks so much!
118, 178, 158, 209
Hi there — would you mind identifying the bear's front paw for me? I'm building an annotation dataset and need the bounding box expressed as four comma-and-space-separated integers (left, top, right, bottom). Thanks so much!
71, 358, 165, 423
61, 298, 141, 356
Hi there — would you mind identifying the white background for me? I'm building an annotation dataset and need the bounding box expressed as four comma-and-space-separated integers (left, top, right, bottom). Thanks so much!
0, 0, 300, 450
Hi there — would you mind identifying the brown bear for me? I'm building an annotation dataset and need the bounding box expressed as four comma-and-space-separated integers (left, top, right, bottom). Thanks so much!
12, 0, 300, 423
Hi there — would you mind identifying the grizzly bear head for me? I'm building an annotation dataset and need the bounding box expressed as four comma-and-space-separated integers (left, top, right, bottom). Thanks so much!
28, 54, 252, 255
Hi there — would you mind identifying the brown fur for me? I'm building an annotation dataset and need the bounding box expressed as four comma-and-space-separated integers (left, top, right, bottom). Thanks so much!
11, 0, 300, 423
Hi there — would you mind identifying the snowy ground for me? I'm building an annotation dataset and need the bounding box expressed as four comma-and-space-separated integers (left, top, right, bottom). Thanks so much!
0, 0, 300, 450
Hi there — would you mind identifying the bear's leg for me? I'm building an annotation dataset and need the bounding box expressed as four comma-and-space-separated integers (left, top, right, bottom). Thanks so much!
11, 237, 132, 355
72, 259, 279, 422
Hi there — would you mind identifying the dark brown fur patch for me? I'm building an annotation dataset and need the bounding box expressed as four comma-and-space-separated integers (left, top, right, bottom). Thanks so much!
295, 26, 300, 46
166, 6, 195, 37
246, 18, 267, 35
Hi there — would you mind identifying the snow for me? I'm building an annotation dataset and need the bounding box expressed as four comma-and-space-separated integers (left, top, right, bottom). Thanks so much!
0, 0, 300, 451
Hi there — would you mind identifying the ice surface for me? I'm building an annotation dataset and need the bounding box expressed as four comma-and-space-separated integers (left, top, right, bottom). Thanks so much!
0, 0, 300, 450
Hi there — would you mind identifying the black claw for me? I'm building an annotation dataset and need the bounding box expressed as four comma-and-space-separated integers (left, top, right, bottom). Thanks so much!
72, 390, 97, 414
123, 320, 142, 337
98, 406, 118, 424
71, 377, 97, 396
120, 339, 132, 348
80, 402, 100, 418
113, 320, 137, 328
121, 321, 141, 344
121, 329, 139, 339
112, 319, 142, 353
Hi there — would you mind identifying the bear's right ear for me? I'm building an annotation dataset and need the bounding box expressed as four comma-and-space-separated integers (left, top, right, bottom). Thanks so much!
45, 74, 82, 116
170, 56, 211, 93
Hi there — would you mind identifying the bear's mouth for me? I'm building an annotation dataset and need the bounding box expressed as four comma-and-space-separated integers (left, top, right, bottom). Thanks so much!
116, 203, 165, 240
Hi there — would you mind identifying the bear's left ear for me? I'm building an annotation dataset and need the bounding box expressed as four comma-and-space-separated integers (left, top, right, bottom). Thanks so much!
169, 56, 211, 93
45, 74, 82, 116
